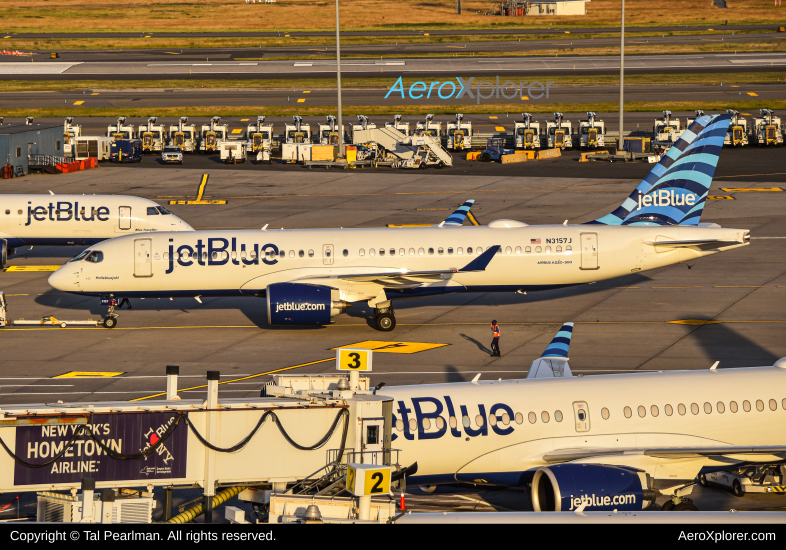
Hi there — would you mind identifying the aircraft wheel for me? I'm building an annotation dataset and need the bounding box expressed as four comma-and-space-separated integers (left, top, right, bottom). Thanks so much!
732, 480, 744, 497
103, 316, 117, 329
660, 500, 675, 511
375, 313, 396, 332
419, 485, 437, 494
673, 502, 698, 512
698, 474, 709, 487
0, 239, 6, 267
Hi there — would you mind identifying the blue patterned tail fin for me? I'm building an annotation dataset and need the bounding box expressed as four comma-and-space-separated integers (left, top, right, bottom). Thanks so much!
527, 322, 574, 379
442, 199, 475, 226
588, 113, 730, 226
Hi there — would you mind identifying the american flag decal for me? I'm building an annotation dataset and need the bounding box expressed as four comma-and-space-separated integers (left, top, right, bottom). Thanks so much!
530, 238, 541, 245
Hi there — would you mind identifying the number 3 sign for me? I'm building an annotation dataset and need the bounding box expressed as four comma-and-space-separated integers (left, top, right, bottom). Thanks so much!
336, 348, 373, 372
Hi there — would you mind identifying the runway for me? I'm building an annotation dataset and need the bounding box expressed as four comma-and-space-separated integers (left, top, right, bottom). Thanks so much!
3, 51, 786, 80
0, 167, 783, 407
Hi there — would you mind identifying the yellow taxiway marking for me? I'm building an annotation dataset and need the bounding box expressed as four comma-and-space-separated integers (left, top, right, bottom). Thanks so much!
416, 208, 450, 210
5, 266, 61, 272
54, 371, 125, 378
747, 92, 758, 97
521, 96, 529, 100
332, 341, 448, 354
297, 98, 306, 103
169, 173, 227, 205
489, 116, 498, 119
73, 101, 84, 105
231, 128, 243, 134
668, 319, 721, 326
3, 36, 10, 39
708, 195, 734, 200
4, 294, 28, 296
714, 286, 763, 288
302, 90, 311, 93
91, 92, 99, 95
495, 126, 505, 131
652, 286, 703, 289
716, 173, 786, 179
165, 52, 180, 55
741, 113, 751, 116
720, 187, 782, 192
731, 85, 739, 88
447, 46, 466, 49
387, 223, 433, 227
132, 358, 332, 401
467, 211, 480, 226
240, 118, 249, 121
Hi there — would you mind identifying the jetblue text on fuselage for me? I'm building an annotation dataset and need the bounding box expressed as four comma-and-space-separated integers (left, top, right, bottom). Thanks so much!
385, 76, 554, 105
166, 238, 279, 274
392, 397, 516, 442
25, 202, 110, 226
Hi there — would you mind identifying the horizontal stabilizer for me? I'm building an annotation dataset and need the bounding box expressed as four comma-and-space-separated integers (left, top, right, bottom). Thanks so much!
527, 322, 574, 379
644, 238, 744, 250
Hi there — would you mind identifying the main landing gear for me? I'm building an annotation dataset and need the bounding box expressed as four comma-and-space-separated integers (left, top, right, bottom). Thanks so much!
661, 497, 698, 512
102, 298, 119, 329
374, 305, 396, 332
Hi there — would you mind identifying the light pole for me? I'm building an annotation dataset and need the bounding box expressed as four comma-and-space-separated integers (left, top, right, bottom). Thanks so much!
335, 0, 344, 158
618, 0, 625, 151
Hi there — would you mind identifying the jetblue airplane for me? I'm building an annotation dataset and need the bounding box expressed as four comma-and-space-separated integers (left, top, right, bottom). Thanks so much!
0, 194, 193, 265
382, 323, 786, 512
48, 114, 749, 331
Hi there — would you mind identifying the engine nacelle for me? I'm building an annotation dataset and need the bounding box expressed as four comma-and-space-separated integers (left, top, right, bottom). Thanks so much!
531, 464, 657, 512
266, 283, 348, 326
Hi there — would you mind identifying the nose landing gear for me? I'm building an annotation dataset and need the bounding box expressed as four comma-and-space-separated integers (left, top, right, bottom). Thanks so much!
101, 298, 119, 328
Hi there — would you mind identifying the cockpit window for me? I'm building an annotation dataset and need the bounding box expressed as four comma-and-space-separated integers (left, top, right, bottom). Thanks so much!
69, 250, 91, 262
85, 251, 103, 263
147, 207, 160, 215
156, 206, 172, 215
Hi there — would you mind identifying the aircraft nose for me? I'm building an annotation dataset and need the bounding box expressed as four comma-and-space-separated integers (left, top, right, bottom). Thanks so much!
48, 267, 71, 292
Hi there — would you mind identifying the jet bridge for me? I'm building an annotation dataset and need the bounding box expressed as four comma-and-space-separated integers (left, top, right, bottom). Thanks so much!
352, 126, 453, 167
0, 361, 398, 523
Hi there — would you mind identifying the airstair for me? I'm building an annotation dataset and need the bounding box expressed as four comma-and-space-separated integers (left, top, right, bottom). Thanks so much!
353, 127, 453, 167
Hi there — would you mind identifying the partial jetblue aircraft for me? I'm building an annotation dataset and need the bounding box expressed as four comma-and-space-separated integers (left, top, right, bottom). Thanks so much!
48, 114, 749, 330
383, 323, 786, 512
0, 194, 193, 265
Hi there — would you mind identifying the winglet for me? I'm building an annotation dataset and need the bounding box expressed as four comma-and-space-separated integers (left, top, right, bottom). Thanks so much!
442, 199, 475, 226
458, 245, 501, 272
527, 322, 574, 379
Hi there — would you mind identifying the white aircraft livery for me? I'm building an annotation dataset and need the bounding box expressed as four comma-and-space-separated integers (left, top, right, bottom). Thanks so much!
0, 194, 194, 265
381, 324, 786, 512
48, 114, 750, 331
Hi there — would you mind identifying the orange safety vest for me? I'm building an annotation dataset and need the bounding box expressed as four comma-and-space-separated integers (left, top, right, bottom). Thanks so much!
492, 324, 500, 338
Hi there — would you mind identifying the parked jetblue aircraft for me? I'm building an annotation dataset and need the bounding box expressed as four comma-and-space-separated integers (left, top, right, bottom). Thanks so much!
48, 114, 749, 330
0, 194, 193, 265
383, 323, 786, 512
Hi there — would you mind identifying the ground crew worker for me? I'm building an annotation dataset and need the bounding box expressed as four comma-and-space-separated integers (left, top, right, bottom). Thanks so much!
490, 320, 501, 357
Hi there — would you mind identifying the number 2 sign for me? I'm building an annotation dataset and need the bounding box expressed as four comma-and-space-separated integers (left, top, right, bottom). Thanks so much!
336, 348, 373, 372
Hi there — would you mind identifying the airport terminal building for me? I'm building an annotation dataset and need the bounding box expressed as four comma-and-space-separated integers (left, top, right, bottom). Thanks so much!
0, 124, 64, 178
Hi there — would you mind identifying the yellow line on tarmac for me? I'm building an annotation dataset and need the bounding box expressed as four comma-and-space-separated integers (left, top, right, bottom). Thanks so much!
131, 358, 333, 401
196, 173, 209, 201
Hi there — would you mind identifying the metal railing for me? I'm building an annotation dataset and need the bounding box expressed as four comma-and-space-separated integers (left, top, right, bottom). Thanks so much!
28, 155, 67, 166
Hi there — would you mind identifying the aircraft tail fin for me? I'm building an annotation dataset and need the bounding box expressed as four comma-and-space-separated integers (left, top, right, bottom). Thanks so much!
587, 113, 730, 226
527, 322, 574, 379
441, 199, 475, 226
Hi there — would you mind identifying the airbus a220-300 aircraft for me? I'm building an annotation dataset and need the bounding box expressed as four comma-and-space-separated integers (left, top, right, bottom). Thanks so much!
0, 193, 193, 265
49, 114, 749, 330
382, 323, 786, 512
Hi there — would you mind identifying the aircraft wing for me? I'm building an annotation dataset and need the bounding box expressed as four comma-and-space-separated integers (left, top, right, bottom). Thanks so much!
542, 445, 786, 463
297, 245, 501, 288
644, 238, 745, 251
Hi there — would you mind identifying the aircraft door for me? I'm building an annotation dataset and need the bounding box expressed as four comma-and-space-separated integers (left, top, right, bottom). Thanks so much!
118, 206, 132, 231
572, 401, 590, 432
134, 238, 153, 277
361, 417, 384, 464
579, 232, 598, 270
323, 244, 334, 265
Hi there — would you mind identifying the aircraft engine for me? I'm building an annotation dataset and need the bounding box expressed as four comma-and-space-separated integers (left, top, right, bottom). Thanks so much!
266, 283, 349, 326
531, 464, 657, 512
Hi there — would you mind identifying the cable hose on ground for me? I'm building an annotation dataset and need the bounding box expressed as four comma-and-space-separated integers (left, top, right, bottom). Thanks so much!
162, 485, 246, 524
0, 414, 186, 468
184, 407, 349, 453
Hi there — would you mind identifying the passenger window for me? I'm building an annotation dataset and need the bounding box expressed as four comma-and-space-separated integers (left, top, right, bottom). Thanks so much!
409, 248, 415, 255
525, 246, 531, 253
449, 416, 457, 429
421, 418, 431, 430
457, 247, 463, 255
212, 252, 218, 260
704, 402, 712, 414
651, 405, 659, 417
359, 249, 365, 256
528, 412, 536, 424
462, 415, 470, 428
566, 245, 572, 253
769, 399, 777, 411
308, 250, 314, 257
436, 417, 445, 430
395, 420, 403, 431
379, 249, 385, 256
730, 401, 738, 413
515, 246, 521, 254
505, 246, 512, 254
298, 250, 304, 258
743, 400, 752, 412
390, 248, 395, 256
279, 250, 285, 258
535, 246, 542, 253
437, 247, 443, 255
624, 406, 632, 418
717, 402, 726, 413
343, 249, 348, 257
86, 251, 103, 263
638, 406, 646, 418
240, 251, 247, 259
601, 407, 609, 419
231, 251, 237, 260
782, 398, 786, 410
665, 404, 673, 416
545, 246, 551, 254
501, 413, 510, 425
477, 247, 483, 254
399, 248, 405, 256
756, 400, 764, 412
515, 412, 523, 424
250, 251, 257, 259
554, 410, 563, 422
541, 411, 550, 423
289, 250, 294, 258
147, 207, 159, 215
488, 415, 497, 427
418, 248, 424, 255
475, 415, 485, 427
428, 248, 434, 255
678, 404, 686, 415
448, 247, 453, 255
467, 247, 473, 254
369, 249, 375, 257
556, 245, 562, 253
409, 418, 416, 432
690, 403, 699, 415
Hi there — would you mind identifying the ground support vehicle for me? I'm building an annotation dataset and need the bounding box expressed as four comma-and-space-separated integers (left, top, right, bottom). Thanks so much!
169, 116, 197, 153
415, 113, 442, 139
578, 112, 606, 149
317, 115, 343, 146
161, 146, 184, 165
284, 115, 312, 145
385, 114, 410, 137
653, 110, 685, 150
138, 116, 167, 153
545, 113, 574, 150
106, 116, 134, 141
480, 137, 515, 161
199, 116, 229, 153
702, 465, 786, 496
220, 141, 247, 164
515, 113, 540, 150
74, 136, 111, 161
63, 117, 81, 158
109, 139, 143, 163
447, 114, 472, 151
752, 109, 783, 146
